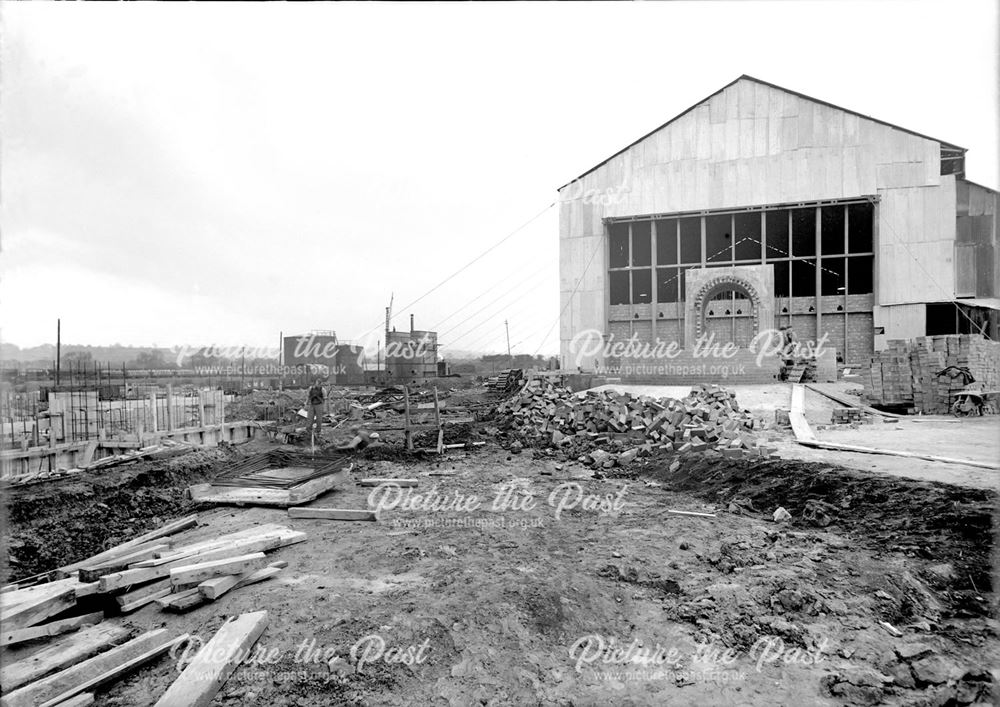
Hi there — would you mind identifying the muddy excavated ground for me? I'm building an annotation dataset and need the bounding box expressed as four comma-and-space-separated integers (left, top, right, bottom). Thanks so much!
2, 435, 997, 706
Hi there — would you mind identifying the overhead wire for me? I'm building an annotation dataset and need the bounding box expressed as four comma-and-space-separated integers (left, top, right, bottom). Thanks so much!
353, 202, 555, 342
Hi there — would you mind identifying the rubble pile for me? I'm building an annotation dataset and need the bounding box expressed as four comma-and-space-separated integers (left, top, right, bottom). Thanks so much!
496, 378, 773, 468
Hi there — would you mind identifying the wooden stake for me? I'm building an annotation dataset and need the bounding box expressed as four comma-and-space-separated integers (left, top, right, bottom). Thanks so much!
403, 386, 413, 452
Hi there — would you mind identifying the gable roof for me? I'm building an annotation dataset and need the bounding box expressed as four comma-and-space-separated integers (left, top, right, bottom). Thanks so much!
559, 74, 967, 191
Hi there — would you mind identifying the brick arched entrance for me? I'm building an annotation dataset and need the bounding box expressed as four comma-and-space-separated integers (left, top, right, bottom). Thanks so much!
684, 265, 774, 348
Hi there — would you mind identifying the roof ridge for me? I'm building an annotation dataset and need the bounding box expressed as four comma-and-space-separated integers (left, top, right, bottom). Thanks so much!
558, 75, 966, 191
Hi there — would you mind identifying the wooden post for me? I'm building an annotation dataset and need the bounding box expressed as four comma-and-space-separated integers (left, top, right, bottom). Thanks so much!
433, 387, 443, 454
165, 385, 174, 432
149, 391, 158, 434
403, 386, 413, 452
219, 389, 226, 441
197, 391, 206, 430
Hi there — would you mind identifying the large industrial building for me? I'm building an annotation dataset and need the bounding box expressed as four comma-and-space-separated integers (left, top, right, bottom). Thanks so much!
558, 75, 998, 380
385, 315, 439, 383
282, 331, 365, 385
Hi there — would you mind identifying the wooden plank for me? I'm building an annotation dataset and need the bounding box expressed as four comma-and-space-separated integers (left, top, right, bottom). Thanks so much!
78, 544, 171, 583
357, 478, 418, 487
1, 623, 132, 692
802, 384, 900, 420
287, 507, 376, 522
97, 566, 170, 594
198, 561, 287, 601
119, 588, 171, 613
115, 578, 171, 608
188, 468, 349, 507
154, 611, 268, 707
0, 585, 77, 631
666, 509, 716, 518
141, 523, 291, 564
1, 579, 80, 608
56, 516, 198, 578
155, 588, 201, 609
158, 588, 208, 613
0, 629, 186, 707
97, 527, 296, 592
51, 693, 93, 707
74, 582, 100, 599
144, 530, 305, 571
169, 553, 266, 588
0, 612, 104, 648
797, 439, 999, 470
788, 385, 817, 443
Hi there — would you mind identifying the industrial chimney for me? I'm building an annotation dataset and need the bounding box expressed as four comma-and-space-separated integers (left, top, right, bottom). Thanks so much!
410, 314, 415, 333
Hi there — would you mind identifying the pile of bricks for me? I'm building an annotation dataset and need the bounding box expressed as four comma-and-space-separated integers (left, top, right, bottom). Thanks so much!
831, 408, 864, 425
495, 378, 773, 468
863, 334, 1000, 413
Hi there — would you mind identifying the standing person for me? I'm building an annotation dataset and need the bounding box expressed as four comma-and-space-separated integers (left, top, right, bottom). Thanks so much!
782, 326, 798, 358
306, 377, 326, 436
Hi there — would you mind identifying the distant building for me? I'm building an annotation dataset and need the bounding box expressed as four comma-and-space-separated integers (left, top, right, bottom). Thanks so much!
385, 315, 438, 383
282, 331, 365, 385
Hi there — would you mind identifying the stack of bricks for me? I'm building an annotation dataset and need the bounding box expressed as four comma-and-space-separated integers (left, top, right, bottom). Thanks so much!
831, 408, 864, 425
863, 334, 1000, 413
496, 378, 773, 466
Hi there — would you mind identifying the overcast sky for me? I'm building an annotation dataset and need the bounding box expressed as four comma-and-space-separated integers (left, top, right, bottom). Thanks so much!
2, 1, 997, 358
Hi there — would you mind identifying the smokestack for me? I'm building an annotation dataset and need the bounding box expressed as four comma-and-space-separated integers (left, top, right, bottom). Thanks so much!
385, 307, 390, 338
410, 314, 414, 333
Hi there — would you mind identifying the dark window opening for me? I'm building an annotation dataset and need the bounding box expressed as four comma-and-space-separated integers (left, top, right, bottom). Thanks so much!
656, 267, 679, 303
734, 212, 762, 260
791, 208, 816, 257
773, 260, 790, 298
609, 223, 629, 268
610, 271, 630, 305
656, 219, 678, 265
940, 148, 965, 177
705, 214, 732, 263
821, 206, 845, 255
765, 210, 789, 259
926, 303, 957, 335
821, 257, 846, 296
791, 259, 816, 297
679, 218, 701, 264
846, 255, 873, 295
631, 221, 651, 266
847, 202, 874, 253
632, 269, 652, 304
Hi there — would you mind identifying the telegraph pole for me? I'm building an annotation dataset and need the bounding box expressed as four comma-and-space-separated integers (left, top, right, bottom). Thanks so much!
56, 318, 61, 386
505, 320, 513, 368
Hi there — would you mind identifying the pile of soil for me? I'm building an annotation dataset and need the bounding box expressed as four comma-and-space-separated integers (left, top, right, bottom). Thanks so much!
2, 445, 245, 582
615, 452, 997, 616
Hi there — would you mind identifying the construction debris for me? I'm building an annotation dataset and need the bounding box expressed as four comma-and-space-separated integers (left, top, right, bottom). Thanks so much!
186, 451, 352, 507
495, 378, 770, 467
1, 629, 188, 707
484, 369, 524, 394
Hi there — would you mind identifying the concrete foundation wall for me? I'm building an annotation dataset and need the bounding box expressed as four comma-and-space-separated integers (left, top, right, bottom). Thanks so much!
0, 422, 256, 479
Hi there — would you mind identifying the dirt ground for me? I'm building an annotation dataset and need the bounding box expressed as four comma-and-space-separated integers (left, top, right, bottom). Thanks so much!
2, 427, 997, 706
569, 382, 999, 491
